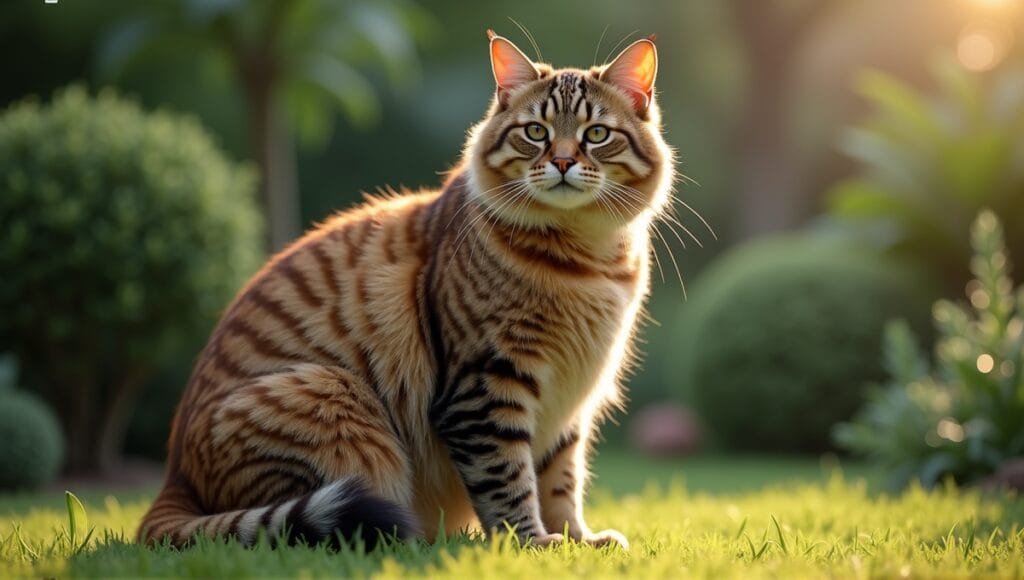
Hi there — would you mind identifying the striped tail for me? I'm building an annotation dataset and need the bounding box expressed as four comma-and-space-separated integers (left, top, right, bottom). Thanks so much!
139, 477, 418, 549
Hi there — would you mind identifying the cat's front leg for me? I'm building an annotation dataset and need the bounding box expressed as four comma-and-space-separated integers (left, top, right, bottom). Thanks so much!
432, 372, 558, 546
537, 426, 629, 549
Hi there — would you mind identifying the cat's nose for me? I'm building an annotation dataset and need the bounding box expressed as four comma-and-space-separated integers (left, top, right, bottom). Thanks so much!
552, 157, 577, 174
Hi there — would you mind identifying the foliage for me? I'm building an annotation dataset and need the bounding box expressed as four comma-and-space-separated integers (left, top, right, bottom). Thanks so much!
1, 472, 1022, 578
0, 86, 262, 471
672, 233, 931, 452
100, 0, 435, 146
835, 211, 1024, 489
100, 0, 436, 249
0, 389, 65, 491
827, 62, 1024, 295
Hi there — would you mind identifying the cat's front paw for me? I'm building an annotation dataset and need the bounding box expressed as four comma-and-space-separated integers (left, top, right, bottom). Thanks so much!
525, 532, 565, 548
584, 529, 629, 550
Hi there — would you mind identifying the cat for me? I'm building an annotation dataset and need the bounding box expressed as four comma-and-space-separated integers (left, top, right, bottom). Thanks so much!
138, 30, 674, 551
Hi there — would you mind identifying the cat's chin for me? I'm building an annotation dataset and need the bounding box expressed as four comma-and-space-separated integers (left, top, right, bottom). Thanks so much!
529, 185, 596, 210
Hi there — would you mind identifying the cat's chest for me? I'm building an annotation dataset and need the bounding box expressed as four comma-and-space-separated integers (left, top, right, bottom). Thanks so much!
498, 277, 641, 442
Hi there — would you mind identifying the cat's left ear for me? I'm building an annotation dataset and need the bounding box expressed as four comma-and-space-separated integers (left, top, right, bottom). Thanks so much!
600, 37, 658, 114
488, 29, 539, 107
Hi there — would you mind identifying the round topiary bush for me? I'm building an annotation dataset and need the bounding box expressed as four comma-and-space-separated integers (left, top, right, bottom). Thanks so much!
0, 390, 65, 490
667, 233, 933, 452
0, 86, 263, 471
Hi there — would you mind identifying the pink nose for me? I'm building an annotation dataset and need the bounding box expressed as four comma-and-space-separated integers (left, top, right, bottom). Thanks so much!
552, 157, 576, 174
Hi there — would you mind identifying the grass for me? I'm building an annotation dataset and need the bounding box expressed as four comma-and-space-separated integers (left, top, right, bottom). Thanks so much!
1, 452, 1021, 578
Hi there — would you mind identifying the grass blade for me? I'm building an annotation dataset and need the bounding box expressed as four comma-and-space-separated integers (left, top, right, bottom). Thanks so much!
65, 490, 89, 550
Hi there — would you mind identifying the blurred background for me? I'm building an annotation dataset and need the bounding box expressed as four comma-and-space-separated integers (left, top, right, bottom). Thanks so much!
1, 0, 1023, 495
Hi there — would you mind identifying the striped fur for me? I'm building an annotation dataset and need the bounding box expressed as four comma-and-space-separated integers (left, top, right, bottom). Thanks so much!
139, 33, 673, 551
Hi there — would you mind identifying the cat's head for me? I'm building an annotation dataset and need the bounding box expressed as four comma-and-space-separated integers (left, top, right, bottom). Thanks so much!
467, 31, 674, 231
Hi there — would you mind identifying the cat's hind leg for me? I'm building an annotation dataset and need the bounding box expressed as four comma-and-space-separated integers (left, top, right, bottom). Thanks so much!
140, 363, 418, 548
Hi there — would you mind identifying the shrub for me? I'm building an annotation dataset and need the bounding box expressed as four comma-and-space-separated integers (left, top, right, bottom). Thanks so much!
0, 359, 64, 490
834, 211, 1024, 490
0, 86, 263, 472
827, 62, 1024, 296
670, 233, 931, 452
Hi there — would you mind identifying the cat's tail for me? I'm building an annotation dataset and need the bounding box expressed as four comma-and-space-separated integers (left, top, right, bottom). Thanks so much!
138, 476, 418, 549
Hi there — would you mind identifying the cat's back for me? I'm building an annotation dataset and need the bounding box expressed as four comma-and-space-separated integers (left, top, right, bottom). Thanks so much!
175, 187, 444, 429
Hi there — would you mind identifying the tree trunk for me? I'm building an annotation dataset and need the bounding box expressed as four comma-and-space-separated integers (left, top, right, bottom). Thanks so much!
60, 371, 97, 473
49, 363, 150, 474
729, 0, 831, 240
247, 69, 300, 252
95, 366, 151, 472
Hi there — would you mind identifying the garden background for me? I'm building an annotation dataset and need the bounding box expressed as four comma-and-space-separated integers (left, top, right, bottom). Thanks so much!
1, 0, 1023, 577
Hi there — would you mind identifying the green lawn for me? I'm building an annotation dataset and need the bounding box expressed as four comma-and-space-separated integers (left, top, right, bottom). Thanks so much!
1, 451, 1021, 578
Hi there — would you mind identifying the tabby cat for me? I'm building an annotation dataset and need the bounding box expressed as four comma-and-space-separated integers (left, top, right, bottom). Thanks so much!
139, 30, 673, 550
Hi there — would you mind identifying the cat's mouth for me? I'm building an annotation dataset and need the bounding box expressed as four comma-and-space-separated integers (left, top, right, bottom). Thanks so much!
549, 180, 584, 193
530, 182, 595, 210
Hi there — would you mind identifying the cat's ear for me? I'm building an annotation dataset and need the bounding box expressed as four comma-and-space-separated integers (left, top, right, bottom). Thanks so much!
488, 29, 539, 107
600, 37, 658, 113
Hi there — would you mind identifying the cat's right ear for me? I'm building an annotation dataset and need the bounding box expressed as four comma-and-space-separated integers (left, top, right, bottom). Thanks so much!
488, 30, 538, 107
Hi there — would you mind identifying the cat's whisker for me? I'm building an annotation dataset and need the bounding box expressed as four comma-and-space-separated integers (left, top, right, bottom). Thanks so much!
449, 183, 531, 268
656, 181, 716, 241
677, 172, 699, 187
477, 187, 531, 261
445, 178, 527, 232
604, 180, 709, 247
595, 185, 666, 284
508, 17, 543, 62
674, 196, 718, 241
652, 221, 688, 300
506, 187, 536, 250
592, 25, 611, 68
600, 184, 686, 298
453, 182, 527, 242
604, 29, 640, 65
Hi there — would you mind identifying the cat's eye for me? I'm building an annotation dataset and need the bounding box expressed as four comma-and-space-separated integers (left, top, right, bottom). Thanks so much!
525, 123, 548, 141
584, 125, 610, 144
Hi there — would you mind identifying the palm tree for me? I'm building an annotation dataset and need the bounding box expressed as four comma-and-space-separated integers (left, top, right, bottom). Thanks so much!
102, 0, 433, 250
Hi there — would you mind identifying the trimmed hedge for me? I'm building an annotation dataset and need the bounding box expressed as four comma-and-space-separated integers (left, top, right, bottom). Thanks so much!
667, 233, 932, 452
0, 390, 64, 490
0, 86, 263, 470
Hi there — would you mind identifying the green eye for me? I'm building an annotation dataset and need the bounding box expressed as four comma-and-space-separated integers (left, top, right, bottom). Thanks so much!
525, 123, 548, 141
585, 125, 610, 143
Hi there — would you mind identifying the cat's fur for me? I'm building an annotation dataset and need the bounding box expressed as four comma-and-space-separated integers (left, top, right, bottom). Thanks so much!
139, 31, 673, 550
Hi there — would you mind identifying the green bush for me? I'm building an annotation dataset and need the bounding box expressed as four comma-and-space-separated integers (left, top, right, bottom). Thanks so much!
0, 86, 263, 471
0, 383, 65, 490
670, 233, 931, 452
827, 62, 1024, 296
835, 211, 1024, 489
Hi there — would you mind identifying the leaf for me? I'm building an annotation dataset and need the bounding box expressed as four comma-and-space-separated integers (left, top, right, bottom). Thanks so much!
838, 128, 923, 195
940, 133, 1010, 207
932, 59, 983, 124
300, 53, 380, 129
347, 3, 421, 88
283, 81, 334, 148
65, 490, 88, 549
829, 180, 903, 217
882, 320, 928, 385
13, 524, 38, 562
856, 69, 942, 142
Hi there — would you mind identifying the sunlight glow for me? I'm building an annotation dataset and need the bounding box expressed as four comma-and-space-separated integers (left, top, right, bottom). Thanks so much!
958, 31, 998, 71
972, 0, 1016, 7
976, 353, 995, 373
937, 418, 965, 443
